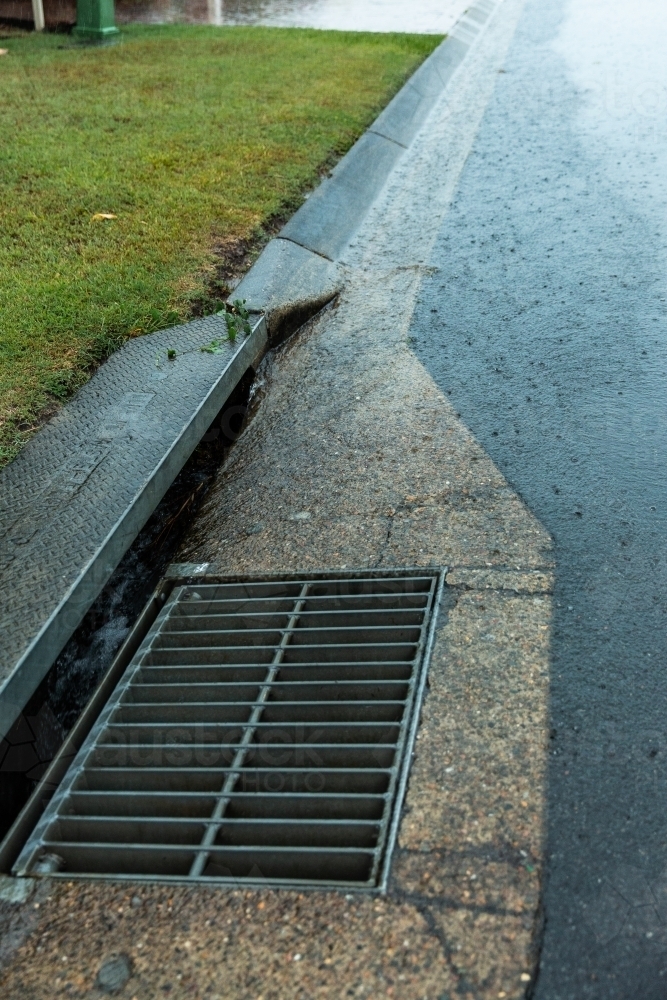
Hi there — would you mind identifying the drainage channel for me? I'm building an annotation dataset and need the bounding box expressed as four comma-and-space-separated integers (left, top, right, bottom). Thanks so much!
0, 367, 258, 849
11, 569, 445, 890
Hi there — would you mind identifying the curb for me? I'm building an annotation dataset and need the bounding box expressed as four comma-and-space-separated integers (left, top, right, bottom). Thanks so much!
235, 0, 500, 339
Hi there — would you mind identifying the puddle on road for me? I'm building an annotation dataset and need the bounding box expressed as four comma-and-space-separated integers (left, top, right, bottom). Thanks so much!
114, 0, 465, 32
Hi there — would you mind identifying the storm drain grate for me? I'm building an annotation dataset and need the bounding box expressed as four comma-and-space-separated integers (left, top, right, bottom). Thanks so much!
14, 568, 444, 889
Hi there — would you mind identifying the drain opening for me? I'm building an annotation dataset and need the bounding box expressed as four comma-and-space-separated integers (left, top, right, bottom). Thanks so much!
14, 568, 444, 889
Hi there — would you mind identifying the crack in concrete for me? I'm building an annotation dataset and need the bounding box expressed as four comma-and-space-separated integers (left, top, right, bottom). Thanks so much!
390, 884, 532, 920
397, 891, 485, 1000
375, 514, 395, 566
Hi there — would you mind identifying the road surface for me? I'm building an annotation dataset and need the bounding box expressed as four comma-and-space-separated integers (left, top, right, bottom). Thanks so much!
412, 0, 667, 995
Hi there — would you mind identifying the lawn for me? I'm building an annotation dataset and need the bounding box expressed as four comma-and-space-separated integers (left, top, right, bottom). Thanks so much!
0, 24, 440, 465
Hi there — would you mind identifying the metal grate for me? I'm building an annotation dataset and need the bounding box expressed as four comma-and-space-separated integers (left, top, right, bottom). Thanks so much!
14, 569, 444, 890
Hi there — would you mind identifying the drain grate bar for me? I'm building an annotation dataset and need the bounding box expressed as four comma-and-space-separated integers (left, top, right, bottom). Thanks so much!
188, 582, 310, 877
78, 767, 392, 793
14, 569, 444, 889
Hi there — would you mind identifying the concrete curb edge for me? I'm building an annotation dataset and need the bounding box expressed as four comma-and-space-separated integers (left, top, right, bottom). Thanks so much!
235, 0, 501, 338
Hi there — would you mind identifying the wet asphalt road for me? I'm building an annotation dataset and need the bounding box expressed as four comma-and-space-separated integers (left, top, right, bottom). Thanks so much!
412, 0, 667, 996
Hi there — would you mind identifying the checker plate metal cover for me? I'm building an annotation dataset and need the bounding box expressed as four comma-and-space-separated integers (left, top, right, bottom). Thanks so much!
0, 316, 266, 742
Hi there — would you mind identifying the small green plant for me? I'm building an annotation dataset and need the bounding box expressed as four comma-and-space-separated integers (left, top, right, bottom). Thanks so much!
201, 299, 251, 353
167, 348, 177, 359
223, 299, 251, 341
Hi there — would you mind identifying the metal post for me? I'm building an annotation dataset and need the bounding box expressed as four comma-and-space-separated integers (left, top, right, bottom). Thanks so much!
73, 0, 120, 42
207, 0, 222, 26
31, 0, 45, 31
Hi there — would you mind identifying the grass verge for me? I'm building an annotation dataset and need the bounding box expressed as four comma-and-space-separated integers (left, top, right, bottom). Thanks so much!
0, 24, 440, 465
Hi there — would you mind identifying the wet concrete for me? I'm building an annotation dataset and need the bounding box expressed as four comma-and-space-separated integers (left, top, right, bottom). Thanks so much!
0, 0, 469, 36
409, 0, 667, 995
2, 0, 666, 996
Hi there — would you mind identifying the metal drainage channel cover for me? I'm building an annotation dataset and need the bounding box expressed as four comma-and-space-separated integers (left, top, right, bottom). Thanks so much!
15, 568, 445, 890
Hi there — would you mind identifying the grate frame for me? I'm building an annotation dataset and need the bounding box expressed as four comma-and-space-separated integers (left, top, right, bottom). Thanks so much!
14, 567, 446, 892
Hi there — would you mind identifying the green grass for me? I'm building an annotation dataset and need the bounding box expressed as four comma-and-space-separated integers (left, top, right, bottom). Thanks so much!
0, 25, 440, 465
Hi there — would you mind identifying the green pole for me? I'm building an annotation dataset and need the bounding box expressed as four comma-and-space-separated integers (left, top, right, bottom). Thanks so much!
73, 0, 120, 42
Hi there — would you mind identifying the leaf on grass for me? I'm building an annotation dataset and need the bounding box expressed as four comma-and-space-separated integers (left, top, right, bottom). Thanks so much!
0, 49, 9, 56
91, 213, 117, 221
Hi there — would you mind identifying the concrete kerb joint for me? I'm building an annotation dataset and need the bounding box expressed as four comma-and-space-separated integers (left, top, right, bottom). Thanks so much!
233, 238, 343, 347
